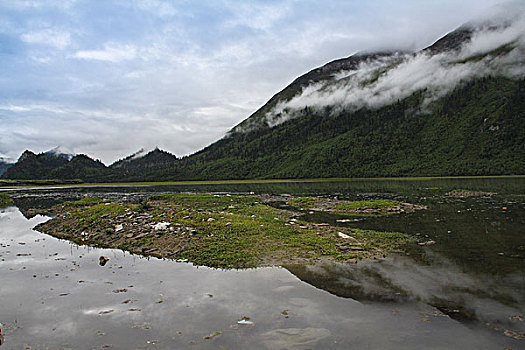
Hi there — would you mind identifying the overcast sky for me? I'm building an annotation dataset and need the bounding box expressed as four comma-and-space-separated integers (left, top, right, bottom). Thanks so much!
0, 0, 508, 164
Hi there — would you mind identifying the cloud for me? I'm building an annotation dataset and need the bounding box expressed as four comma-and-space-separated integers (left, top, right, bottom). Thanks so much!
21, 28, 71, 49
221, 1, 291, 32
257, 12, 525, 129
74, 44, 137, 62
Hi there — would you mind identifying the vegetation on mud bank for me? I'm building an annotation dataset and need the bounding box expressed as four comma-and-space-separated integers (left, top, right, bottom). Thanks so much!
34, 193, 424, 269
446, 189, 496, 197
285, 196, 426, 217
0, 179, 83, 187
0, 193, 13, 207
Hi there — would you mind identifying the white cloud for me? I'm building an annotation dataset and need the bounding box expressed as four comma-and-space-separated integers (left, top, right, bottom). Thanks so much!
253, 13, 525, 130
222, 1, 291, 31
74, 44, 137, 62
21, 28, 71, 49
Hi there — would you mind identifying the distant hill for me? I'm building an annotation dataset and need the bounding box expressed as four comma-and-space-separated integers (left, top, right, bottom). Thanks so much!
2, 150, 70, 180
44, 146, 75, 161
46, 154, 107, 180
1, 148, 178, 182
110, 148, 177, 169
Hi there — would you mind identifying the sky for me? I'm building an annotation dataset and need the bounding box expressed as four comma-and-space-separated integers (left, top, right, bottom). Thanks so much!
0, 0, 510, 164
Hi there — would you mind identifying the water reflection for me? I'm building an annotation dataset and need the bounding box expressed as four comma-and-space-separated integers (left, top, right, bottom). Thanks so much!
286, 254, 525, 327
1, 206, 522, 348
1, 177, 525, 348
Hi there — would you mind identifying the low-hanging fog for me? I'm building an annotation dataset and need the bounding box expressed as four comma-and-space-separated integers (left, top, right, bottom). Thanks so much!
258, 8, 524, 130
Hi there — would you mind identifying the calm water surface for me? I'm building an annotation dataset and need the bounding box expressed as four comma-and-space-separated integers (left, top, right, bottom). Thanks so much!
1, 178, 524, 349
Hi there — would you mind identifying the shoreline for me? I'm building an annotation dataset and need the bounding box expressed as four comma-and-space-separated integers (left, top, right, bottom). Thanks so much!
1, 174, 524, 192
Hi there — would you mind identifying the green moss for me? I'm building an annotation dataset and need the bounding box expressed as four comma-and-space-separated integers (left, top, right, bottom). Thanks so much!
0, 193, 13, 208
336, 199, 402, 210
288, 196, 318, 208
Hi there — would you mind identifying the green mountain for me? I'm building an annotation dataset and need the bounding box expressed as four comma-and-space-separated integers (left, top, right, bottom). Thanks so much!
1, 148, 177, 182
110, 148, 177, 169
3, 150, 70, 180
46, 154, 108, 180
175, 77, 523, 180
169, 19, 524, 180
3, 15, 524, 182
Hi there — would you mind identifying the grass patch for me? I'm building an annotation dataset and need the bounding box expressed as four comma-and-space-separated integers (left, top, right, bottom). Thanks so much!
336, 199, 402, 210
288, 196, 318, 208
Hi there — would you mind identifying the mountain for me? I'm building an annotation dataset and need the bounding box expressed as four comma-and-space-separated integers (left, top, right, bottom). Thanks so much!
1, 148, 178, 182
46, 154, 108, 180
2, 150, 71, 180
229, 51, 407, 134
44, 146, 76, 161
3, 10, 525, 181
169, 14, 524, 180
110, 148, 177, 169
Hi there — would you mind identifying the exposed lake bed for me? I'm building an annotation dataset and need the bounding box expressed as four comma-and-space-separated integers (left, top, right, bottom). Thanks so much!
30, 193, 424, 269
1, 177, 524, 349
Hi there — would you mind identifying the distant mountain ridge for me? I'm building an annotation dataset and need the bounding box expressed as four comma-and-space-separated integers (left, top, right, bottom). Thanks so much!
45, 146, 75, 161
3, 9, 524, 182
2, 147, 178, 182
0, 158, 13, 176
110, 148, 177, 169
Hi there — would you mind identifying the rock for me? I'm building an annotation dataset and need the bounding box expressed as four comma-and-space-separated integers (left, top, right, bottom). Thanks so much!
115, 224, 123, 232
152, 222, 170, 230
204, 331, 222, 340
112, 288, 128, 293
337, 232, 350, 239
504, 329, 525, 339
134, 232, 150, 240
237, 316, 254, 325
99, 256, 110, 266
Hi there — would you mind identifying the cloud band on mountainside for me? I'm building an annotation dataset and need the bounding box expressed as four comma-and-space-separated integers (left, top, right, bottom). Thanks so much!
258, 12, 525, 129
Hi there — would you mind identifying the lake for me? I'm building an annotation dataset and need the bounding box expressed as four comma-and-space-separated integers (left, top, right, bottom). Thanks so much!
1, 177, 524, 349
